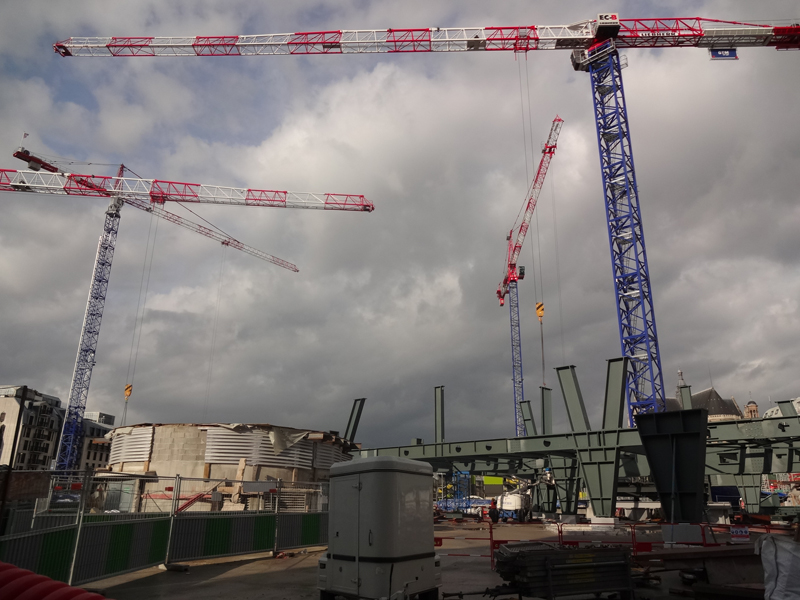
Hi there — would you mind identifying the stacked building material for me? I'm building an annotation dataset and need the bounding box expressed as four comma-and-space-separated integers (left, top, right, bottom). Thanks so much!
493, 542, 634, 599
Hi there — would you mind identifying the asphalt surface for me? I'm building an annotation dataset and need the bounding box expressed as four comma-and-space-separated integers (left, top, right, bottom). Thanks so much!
85, 523, 756, 600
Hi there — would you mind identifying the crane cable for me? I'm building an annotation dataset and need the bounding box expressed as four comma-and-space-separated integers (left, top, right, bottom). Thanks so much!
551, 162, 567, 365
203, 244, 227, 422
518, 56, 547, 386
122, 208, 160, 426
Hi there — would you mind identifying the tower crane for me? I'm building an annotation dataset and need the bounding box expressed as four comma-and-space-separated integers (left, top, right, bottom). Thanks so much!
52, 16, 800, 425
498, 116, 563, 437
3, 151, 374, 470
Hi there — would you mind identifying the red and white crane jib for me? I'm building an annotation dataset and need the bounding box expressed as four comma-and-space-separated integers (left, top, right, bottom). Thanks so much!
53, 18, 800, 57
0, 168, 373, 212
123, 197, 299, 271
496, 116, 563, 306
0, 168, 301, 271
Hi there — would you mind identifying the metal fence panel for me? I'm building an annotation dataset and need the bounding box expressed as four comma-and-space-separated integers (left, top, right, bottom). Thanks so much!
0, 525, 77, 582
169, 514, 207, 561
6, 508, 34, 534
169, 511, 277, 561
31, 513, 79, 531
1, 473, 329, 582
71, 517, 171, 585
277, 513, 328, 550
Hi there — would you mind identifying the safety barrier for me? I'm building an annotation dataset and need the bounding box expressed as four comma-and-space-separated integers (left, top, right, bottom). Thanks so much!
4, 509, 80, 534
72, 516, 172, 583
0, 524, 78, 582
276, 512, 328, 550
169, 511, 277, 561
0, 473, 329, 586
433, 518, 782, 570
556, 521, 714, 555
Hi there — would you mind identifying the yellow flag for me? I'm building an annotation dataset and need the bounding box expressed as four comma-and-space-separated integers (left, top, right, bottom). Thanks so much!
124, 384, 132, 398
536, 302, 544, 322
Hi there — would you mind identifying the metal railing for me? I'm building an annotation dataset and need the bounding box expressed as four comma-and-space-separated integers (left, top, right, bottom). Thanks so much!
0, 470, 329, 586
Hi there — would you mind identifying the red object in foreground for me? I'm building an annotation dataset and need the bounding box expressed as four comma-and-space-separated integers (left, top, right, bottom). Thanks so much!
0, 562, 111, 600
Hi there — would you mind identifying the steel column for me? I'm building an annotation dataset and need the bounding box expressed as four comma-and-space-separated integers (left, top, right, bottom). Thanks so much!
434, 386, 445, 444
520, 400, 536, 436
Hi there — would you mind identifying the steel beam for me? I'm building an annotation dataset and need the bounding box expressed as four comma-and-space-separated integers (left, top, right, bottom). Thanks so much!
556, 366, 591, 433
540, 386, 552, 435
435, 386, 445, 444
344, 397, 365, 441
360, 361, 800, 517
520, 400, 536, 436
778, 400, 798, 417
678, 385, 693, 410
603, 358, 628, 430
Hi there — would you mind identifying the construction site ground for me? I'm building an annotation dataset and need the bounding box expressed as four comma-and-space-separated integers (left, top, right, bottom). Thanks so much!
87, 522, 761, 600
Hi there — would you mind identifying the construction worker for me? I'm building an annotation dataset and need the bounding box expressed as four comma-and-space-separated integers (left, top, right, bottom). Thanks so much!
488, 499, 500, 524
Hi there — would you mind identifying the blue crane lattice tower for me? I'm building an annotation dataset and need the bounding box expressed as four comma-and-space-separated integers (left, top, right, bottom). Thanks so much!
585, 41, 666, 422
56, 197, 123, 470
508, 279, 526, 436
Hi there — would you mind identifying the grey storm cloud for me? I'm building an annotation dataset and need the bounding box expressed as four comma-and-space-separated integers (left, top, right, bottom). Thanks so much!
1, 1, 799, 450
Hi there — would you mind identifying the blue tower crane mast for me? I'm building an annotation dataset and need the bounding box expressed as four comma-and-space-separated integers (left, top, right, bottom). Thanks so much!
571, 31, 666, 424
58, 193, 123, 470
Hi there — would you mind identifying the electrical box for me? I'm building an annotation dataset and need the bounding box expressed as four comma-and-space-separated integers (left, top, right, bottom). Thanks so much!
319, 456, 440, 600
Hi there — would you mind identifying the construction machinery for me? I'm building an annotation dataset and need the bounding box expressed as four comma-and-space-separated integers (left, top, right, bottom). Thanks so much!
497, 117, 562, 436
3, 151, 374, 470
51, 15, 800, 424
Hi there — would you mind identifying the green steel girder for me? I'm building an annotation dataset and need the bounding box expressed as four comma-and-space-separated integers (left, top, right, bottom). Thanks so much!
520, 400, 536, 436
555, 361, 627, 517
359, 360, 800, 517
548, 456, 582, 514
734, 474, 763, 513
532, 481, 559, 513
360, 416, 800, 479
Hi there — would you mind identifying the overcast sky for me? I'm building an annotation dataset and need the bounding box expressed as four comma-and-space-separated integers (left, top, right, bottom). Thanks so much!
1, 1, 798, 450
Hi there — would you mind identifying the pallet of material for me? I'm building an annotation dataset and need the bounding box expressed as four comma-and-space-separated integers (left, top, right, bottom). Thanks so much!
493, 542, 634, 599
